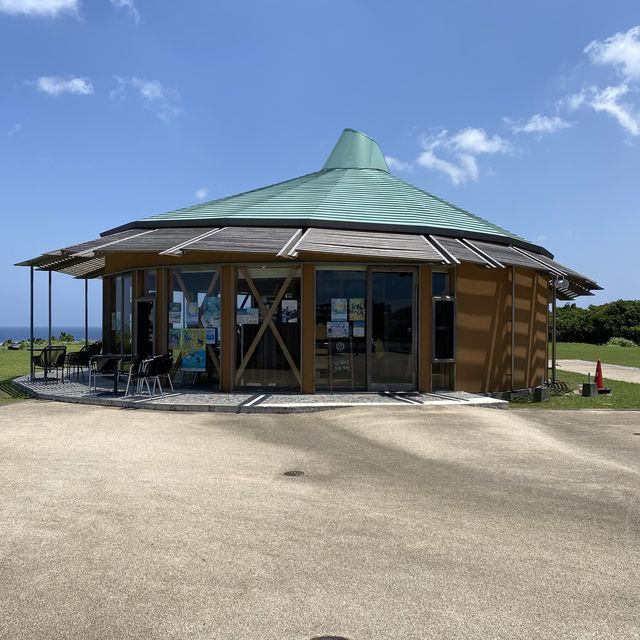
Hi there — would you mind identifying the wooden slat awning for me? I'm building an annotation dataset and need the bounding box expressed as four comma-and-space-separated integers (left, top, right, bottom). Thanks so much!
291, 228, 446, 262
15, 225, 601, 295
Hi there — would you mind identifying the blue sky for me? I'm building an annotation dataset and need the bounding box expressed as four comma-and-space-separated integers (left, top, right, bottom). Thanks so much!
1, 0, 639, 326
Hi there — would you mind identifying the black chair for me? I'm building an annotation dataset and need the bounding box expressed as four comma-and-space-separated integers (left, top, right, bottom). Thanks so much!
137, 357, 162, 397
88, 355, 116, 392
66, 341, 102, 381
32, 346, 66, 382
123, 355, 144, 398
156, 353, 174, 392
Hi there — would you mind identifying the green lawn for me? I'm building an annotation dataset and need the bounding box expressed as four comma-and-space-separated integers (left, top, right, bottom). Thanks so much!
554, 342, 640, 368
0, 343, 84, 405
513, 370, 640, 410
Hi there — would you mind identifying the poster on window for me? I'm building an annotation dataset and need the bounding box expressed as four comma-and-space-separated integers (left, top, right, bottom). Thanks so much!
168, 302, 182, 325
327, 321, 350, 338
202, 296, 221, 327
180, 328, 206, 371
168, 328, 181, 350
331, 298, 348, 321
352, 320, 365, 337
349, 298, 365, 321
281, 299, 298, 323
237, 308, 259, 325
185, 301, 199, 326
205, 327, 218, 345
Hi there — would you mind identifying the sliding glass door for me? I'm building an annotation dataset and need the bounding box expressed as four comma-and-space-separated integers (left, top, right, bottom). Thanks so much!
368, 269, 416, 391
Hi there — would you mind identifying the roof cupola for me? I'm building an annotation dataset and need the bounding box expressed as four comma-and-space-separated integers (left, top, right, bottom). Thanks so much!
322, 128, 390, 172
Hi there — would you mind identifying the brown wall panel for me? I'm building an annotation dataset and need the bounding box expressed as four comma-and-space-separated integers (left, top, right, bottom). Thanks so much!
514, 270, 548, 388
456, 264, 511, 392
456, 264, 548, 392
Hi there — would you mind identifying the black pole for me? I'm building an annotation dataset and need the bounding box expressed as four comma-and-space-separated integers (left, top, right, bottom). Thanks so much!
84, 278, 89, 349
511, 266, 515, 392
30, 266, 34, 381
48, 270, 52, 348
552, 278, 557, 384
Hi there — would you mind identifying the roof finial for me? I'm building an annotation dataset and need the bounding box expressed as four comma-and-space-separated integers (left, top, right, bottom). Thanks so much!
323, 128, 390, 172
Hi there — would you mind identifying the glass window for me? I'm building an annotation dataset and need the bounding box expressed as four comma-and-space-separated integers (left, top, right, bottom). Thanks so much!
169, 268, 221, 388
143, 270, 157, 297
432, 271, 451, 297
433, 299, 455, 361
236, 266, 301, 390
315, 269, 367, 391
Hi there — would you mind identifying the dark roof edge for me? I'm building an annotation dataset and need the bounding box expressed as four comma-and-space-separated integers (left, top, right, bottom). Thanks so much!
100, 218, 555, 259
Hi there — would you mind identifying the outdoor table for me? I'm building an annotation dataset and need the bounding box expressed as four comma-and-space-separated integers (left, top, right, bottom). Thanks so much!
90, 354, 135, 396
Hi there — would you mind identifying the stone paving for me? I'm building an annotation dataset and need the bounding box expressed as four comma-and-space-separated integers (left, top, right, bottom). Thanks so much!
12, 374, 507, 413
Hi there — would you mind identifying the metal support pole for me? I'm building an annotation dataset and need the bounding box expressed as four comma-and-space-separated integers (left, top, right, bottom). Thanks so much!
30, 266, 34, 381
48, 270, 52, 348
511, 266, 515, 392
84, 278, 89, 349
551, 278, 557, 384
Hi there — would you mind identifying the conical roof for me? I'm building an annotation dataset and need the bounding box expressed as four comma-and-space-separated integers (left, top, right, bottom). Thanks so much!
109, 128, 531, 249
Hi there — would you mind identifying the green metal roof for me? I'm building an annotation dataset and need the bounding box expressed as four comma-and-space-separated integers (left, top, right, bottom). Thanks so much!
124, 129, 526, 244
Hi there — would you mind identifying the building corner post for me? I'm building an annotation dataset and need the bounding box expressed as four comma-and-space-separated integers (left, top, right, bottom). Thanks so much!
29, 266, 34, 381
301, 264, 315, 394
220, 265, 235, 393
84, 278, 89, 349
48, 270, 52, 349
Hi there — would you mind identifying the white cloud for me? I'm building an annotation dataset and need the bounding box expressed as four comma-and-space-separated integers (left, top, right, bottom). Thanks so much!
7, 123, 22, 136
416, 148, 467, 185
110, 0, 139, 23
510, 114, 572, 134
560, 90, 588, 112
35, 76, 94, 96
111, 76, 182, 122
413, 128, 510, 185
561, 83, 640, 137
0, 0, 78, 16
585, 25, 640, 81
384, 155, 413, 172
561, 26, 640, 137
590, 84, 640, 136
449, 127, 510, 154
195, 188, 209, 201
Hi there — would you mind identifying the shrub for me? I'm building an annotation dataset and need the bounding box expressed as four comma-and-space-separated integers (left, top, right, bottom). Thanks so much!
606, 337, 638, 348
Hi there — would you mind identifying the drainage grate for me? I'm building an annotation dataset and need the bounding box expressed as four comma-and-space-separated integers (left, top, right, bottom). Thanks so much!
310, 637, 351, 640
283, 470, 305, 477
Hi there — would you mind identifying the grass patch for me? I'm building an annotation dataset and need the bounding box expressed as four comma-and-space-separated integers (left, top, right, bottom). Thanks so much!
0, 343, 84, 405
513, 370, 640, 410
554, 342, 640, 368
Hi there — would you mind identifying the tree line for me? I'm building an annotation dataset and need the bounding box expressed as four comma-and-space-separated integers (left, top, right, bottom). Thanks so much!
555, 300, 640, 345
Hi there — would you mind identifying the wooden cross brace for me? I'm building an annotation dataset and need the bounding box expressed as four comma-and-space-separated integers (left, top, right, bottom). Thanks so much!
235, 266, 301, 386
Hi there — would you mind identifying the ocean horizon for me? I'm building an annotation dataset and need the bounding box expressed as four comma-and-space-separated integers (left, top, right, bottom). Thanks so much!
0, 326, 102, 342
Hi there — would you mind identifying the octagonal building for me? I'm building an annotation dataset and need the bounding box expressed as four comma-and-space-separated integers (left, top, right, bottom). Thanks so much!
19, 128, 600, 394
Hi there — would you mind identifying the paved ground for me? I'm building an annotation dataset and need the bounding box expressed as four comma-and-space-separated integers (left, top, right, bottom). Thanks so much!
0, 402, 638, 640
13, 375, 507, 412
556, 359, 640, 384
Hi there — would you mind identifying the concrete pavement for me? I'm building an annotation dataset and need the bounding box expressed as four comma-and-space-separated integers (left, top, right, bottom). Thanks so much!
555, 358, 640, 383
0, 401, 638, 639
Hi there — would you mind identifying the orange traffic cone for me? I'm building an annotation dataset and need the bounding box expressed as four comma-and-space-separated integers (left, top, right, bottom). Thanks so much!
595, 360, 604, 390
